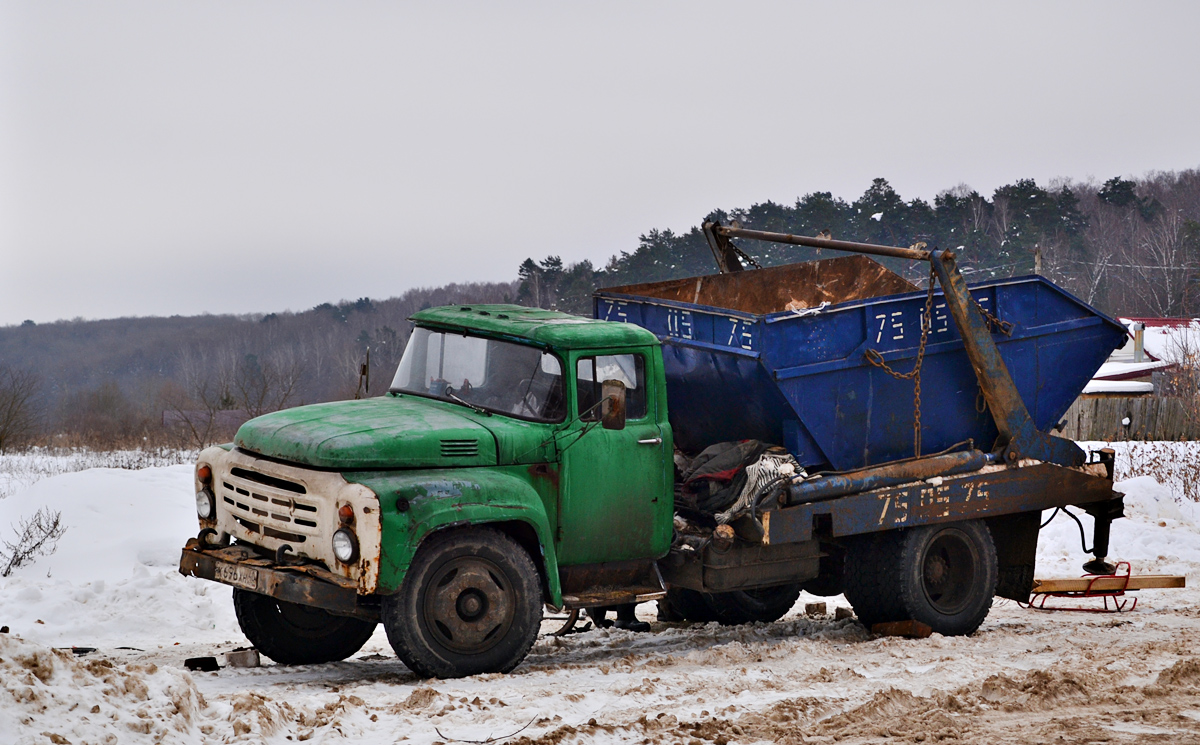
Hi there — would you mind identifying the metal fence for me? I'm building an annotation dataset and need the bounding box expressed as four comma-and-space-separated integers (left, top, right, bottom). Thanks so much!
1059, 396, 1199, 441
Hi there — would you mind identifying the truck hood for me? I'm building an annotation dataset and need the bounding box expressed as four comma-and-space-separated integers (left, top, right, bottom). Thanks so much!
234, 397, 499, 470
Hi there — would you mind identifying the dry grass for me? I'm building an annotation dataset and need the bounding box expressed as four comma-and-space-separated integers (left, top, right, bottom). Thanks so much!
0, 446, 196, 500
1094, 440, 1200, 503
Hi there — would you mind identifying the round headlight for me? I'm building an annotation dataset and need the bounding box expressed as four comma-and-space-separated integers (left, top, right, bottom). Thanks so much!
332, 528, 359, 563
196, 488, 216, 520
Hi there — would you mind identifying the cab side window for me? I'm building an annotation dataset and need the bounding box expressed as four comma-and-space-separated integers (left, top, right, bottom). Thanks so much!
577, 354, 646, 420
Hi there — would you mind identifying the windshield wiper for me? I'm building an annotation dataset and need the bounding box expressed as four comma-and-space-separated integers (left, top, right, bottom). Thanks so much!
446, 389, 491, 416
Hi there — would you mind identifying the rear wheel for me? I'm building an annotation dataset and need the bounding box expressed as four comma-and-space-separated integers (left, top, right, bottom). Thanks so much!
383, 528, 542, 679
660, 588, 719, 623
843, 520, 997, 636
801, 546, 845, 597
232, 589, 377, 665
702, 583, 803, 625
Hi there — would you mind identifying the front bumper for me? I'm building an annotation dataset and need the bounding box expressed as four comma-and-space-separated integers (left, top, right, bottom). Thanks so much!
179, 538, 380, 622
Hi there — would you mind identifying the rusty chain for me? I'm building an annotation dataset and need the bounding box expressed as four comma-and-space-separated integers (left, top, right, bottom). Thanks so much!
730, 243, 763, 269
973, 296, 1014, 335
864, 264, 938, 457
865, 262, 1014, 454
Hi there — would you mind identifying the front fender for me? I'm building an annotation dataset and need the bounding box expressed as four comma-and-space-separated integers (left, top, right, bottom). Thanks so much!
343, 467, 562, 606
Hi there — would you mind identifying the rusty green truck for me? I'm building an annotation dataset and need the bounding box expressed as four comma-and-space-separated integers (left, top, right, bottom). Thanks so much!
181, 226, 1128, 678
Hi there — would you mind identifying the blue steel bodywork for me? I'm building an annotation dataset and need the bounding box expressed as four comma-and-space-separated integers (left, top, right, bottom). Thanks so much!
595, 267, 1126, 470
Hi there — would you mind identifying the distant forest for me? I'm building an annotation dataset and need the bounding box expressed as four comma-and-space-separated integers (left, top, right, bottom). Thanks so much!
2, 168, 1198, 449
518, 170, 1200, 318
0, 282, 517, 449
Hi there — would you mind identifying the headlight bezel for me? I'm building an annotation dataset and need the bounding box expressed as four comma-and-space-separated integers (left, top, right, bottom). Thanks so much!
332, 528, 359, 563
195, 488, 216, 520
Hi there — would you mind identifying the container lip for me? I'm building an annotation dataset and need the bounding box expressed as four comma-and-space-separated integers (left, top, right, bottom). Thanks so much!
599, 273, 1125, 341
594, 290, 761, 322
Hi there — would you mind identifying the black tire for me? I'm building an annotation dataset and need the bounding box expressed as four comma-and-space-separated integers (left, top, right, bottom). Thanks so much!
661, 588, 719, 623
802, 547, 845, 597
382, 528, 543, 679
843, 520, 998, 636
232, 589, 377, 665
702, 583, 803, 626
842, 532, 905, 627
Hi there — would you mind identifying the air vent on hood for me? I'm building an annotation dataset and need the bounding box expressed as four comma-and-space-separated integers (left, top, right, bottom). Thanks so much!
440, 439, 480, 457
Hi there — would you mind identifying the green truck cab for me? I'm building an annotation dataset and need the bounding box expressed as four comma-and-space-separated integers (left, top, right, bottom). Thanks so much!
182, 304, 677, 677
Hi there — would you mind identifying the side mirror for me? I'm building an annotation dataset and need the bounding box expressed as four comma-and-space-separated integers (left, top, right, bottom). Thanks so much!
600, 379, 627, 430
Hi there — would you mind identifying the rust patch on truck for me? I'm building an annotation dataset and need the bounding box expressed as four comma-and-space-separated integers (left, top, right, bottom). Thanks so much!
528, 463, 560, 490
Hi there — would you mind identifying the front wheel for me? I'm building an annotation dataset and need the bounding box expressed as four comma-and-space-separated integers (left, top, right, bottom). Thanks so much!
232, 589, 377, 665
383, 528, 543, 679
843, 520, 997, 636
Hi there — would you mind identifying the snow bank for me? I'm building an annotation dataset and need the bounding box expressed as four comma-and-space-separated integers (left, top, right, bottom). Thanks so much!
1038, 471, 1200, 587
0, 465, 236, 646
0, 465, 196, 583
0, 634, 209, 745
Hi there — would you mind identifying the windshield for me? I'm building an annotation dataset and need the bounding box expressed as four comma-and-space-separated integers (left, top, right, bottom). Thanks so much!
391, 327, 566, 422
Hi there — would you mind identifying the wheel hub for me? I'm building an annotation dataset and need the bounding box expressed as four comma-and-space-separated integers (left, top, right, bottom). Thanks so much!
920, 530, 976, 615
925, 554, 949, 587
423, 558, 515, 654
456, 589, 487, 620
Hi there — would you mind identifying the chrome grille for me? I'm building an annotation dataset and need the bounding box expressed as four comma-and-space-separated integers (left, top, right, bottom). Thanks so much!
220, 467, 321, 542
229, 466, 306, 493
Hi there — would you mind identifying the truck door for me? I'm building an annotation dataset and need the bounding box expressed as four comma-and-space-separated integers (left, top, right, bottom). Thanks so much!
556, 350, 672, 566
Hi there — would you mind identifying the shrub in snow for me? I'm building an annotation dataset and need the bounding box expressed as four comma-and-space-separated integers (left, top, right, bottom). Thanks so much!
0, 508, 65, 578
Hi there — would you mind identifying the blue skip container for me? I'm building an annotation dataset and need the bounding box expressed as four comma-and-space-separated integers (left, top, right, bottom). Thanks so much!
594, 255, 1127, 471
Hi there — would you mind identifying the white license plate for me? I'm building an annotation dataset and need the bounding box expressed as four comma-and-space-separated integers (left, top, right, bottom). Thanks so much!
215, 562, 259, 590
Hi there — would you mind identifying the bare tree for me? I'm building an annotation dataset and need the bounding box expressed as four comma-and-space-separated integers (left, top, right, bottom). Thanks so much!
0, 365, 40, 452
234, 348, 304, 419
1130, 210, 1192, 317
1, 508, 65, 577
167, 345, 240, 448
1074, 196, 1127, 306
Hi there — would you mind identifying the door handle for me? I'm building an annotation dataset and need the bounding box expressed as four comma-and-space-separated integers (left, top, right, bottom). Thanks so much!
637, 437, 663, 445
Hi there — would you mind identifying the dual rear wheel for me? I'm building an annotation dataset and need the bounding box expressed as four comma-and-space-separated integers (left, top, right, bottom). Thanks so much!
665, 520, 997, 637
843, 519, 998, 636
665, 583, 804, 625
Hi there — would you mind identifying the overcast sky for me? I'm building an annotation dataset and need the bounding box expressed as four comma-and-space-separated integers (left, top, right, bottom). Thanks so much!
2, 2, 1198, 326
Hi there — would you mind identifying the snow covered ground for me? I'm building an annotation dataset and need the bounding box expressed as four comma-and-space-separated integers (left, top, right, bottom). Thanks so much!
0, 445, 1198, 744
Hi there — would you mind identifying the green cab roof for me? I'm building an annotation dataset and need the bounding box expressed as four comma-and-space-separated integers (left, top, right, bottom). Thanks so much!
410, 304, 659, 350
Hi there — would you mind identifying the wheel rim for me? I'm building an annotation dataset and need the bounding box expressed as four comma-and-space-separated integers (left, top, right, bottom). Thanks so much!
422, 556, 516, 654
920, 529, 977, 615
